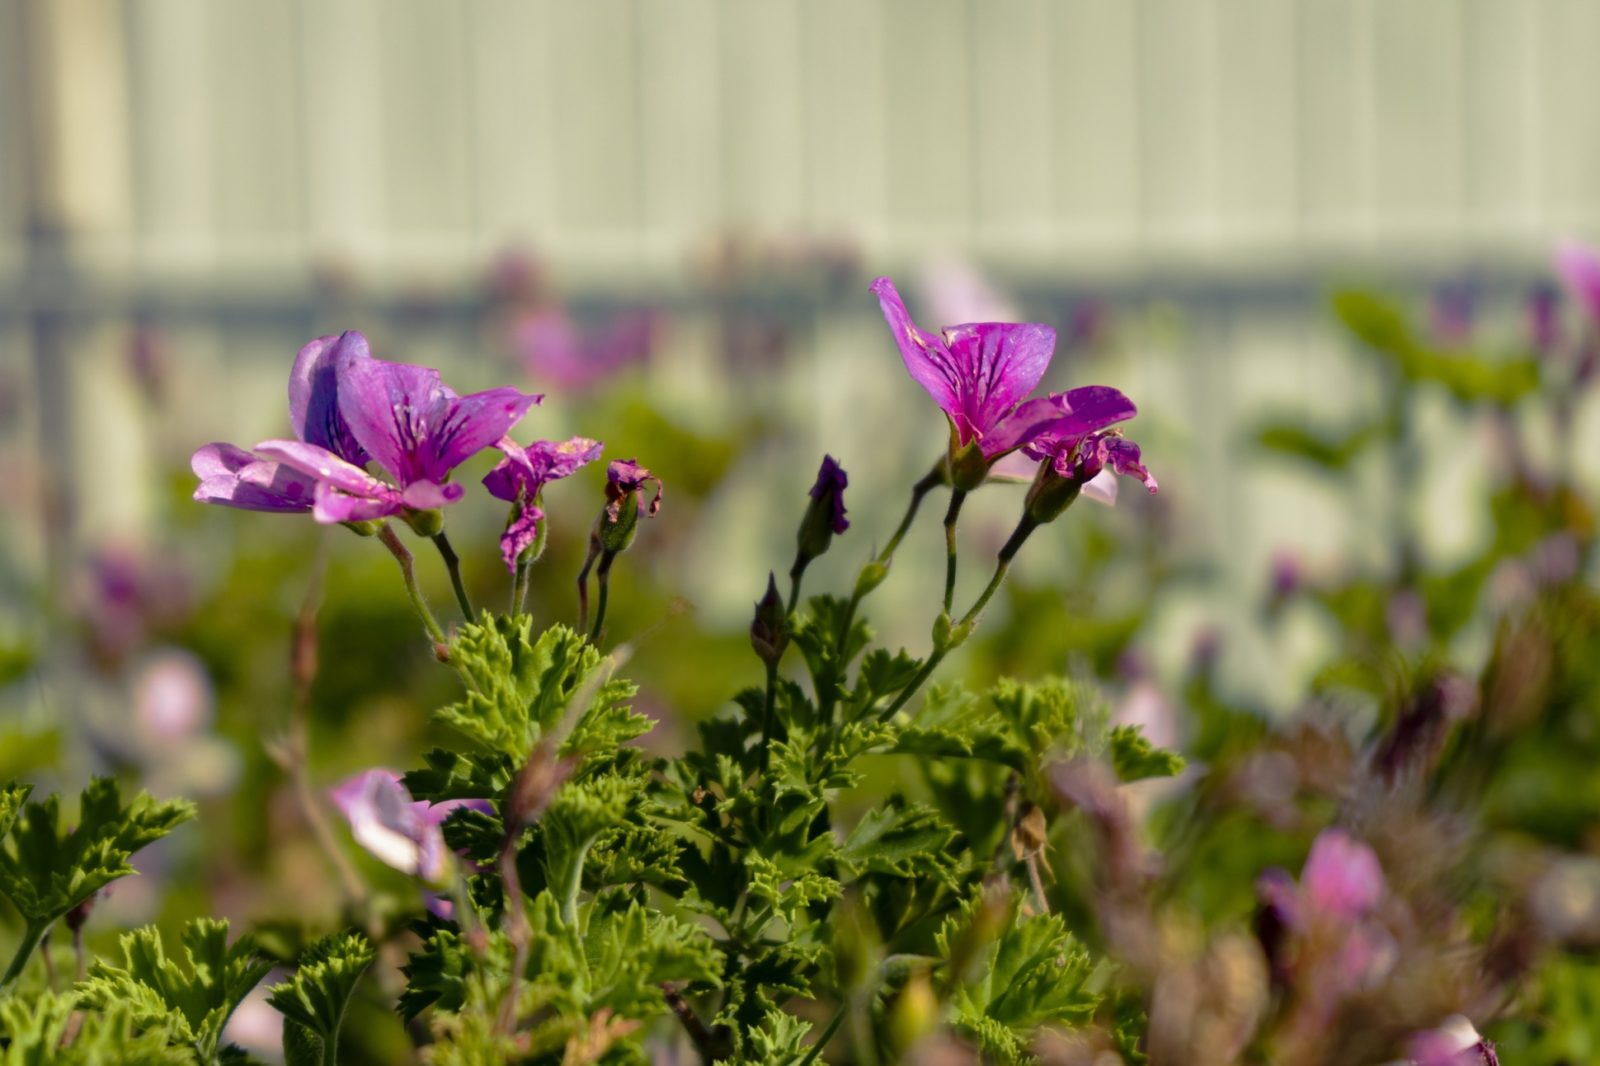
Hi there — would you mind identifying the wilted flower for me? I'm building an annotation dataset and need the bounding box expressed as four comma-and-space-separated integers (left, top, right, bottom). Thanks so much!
594, 459, 662, 554
1019, 394, 1154, 523
484, 436, 604, 571
329, 769, 489, 885
258, 340, 539, 526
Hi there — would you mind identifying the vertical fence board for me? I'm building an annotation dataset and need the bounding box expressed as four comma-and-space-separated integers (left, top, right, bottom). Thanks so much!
1216, 0, 1298, 250
636, 0, 721, 265
800, 0, 887, 246
972, 0, 1055, 257
718, 0, 807, 235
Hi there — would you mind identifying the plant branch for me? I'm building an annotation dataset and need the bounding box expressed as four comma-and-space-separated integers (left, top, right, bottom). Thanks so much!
377, 523, 448, 652
432, 531, 475, 619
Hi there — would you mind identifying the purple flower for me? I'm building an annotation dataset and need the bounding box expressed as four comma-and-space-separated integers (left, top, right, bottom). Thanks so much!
1555, 239, 1600, 322
871, 276, 1061, 460
192, 332, 372, 513
483, 436, 604, 571
514, 306, 661, 390
809, 455, 849, 536
1255, 828, 1394, 994
604, 459, 662, 524
1300, 828, 1385, 919
1409, 1017, 1499, 1066
1021, 388, 1155, 493
256, 340, 540, 524
329, 769, 489, 884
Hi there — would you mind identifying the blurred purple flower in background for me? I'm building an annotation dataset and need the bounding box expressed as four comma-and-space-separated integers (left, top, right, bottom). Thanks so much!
1256, 828, 1395, 994
484, 435, 604, 570
329, 769, 489, 884
1408, 1016, 1499, 1066
514, 306, 662, 391
1554, 239, 1600, 323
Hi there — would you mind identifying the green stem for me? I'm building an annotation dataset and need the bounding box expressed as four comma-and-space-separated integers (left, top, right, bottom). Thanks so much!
877, 515, 1038, 724
432, 532, 474, 619
759, 660, 779, 778
941, 489, 967, 614
376, 524, 447, 649
834, 465, 944, 657
576, 537, 600, 633
786, 562, 805, 616
796, 1003, 848, 1066
559, 841, 596, 928
0, 920, 48, 993
511, 554, 529, 616
321, 1028, 340, 1066
588, 550, 616, 644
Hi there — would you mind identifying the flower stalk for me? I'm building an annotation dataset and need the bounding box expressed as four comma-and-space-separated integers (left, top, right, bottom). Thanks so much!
376, 522, 448, 654
431, 531, 474, 619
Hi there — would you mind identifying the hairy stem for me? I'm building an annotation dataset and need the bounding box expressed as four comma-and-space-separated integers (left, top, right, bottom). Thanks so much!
377, 523, 447, 649
576, 536, 600, 633
432, 531, 474, 619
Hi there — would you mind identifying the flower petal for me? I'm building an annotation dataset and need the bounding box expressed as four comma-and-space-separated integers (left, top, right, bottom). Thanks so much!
1105, 438, 1157, 493
336, 357, 452, 485
982, 396, 1064, 458
311, 483, 401, 524
871, 276, 961, 417
400, 480, 464, 511
253, 439, 392, 499
499, 505, 545, 573
1302, 828, 1385, 920
941, 321, 1056, 435
190, 443, 317, 512
288, 331, 370, 464
424, 387, 543, 481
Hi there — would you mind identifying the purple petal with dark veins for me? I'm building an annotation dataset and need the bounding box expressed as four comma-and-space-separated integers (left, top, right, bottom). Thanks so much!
941, 320, 1056, 438
499, 504, 545, 572
424, 387, 542, 482
288, 331, 370, 464
871, 276, 962, 417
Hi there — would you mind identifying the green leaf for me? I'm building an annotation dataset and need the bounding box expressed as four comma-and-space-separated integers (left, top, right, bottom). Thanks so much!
77, 919, 272, 1064
266, 932, 374, 1066
0, 783, 28, 844
0, 778, 195, 926
435, 618, 645, 764
720, 1007, 815, 1066
584, 902, 722, 1016
0, 989, 191, 1065
542, 774, 632, 925
1107, 725, 1185, 783
837, 799, 961, 890
937, 895, 1100, 1060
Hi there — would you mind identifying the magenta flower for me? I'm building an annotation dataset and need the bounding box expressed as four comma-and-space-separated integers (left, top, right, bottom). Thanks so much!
1409, 1017, 1499, 1066
514, 306, 660, 390
483, 436, 604, 571
872, 276, 1061, 461
1256, 828, 1394, 993
1021, 387, 1154, 494
1555, 238, 1600, 322
329, 769, 489, 884
255, 339, 540, 524
192, 332, 372, 513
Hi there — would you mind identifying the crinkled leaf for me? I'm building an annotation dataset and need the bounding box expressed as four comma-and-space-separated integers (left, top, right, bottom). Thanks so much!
266, 932, 374, 1066
837, 799, 961, 890
78, 919, 272, 1062
1108, 725, 1185, 783
0, 989, 190, 1065
0, 777, 194, 925
585, 902, 722, 1016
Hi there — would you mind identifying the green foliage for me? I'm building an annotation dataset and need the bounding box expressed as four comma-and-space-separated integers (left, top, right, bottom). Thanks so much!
837, 799, 961, 890
0, 990, 192, 1065
1107, 725, 1185, 782
936, 894, 1100, 1063
0, 778, 194, 927
77, 919, 272, 1064
1332, 289, 1540, 405
1255, 418, 1386, 472
266, 932, 375, 1066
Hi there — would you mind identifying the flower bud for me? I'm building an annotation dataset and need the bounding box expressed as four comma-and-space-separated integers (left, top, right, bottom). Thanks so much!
853, 560, 889, 598
750, 573, 789, 666
931, 612, 973, 654
795, 455, 849, 567
595, 499, 639, 553
340, 519, 380, 537
401, 507, 444, 538
887, 970, 939, 1054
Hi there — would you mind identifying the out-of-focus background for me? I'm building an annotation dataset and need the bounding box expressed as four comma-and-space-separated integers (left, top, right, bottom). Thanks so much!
4, 2, 1600, 1056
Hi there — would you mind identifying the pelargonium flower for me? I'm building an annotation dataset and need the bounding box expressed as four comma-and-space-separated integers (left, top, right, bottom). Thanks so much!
255, 341, 540, 525
483, 436, 604, 570
872, 276, 1061, 466
1255, 828, 1394, 993
1015, 388, 1153, 523
192, 332, 372, 513
329, 769, 489, 884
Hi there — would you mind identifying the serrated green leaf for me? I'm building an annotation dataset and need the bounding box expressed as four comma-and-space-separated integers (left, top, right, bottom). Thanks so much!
837, 799, 961, 889
585, 902, 721, 1016
266, 932, 374, 1066
0, 989, 190, 1065
0, 778, 194, 928
1107, 725, 1185, 783
77, 918, 272, 1064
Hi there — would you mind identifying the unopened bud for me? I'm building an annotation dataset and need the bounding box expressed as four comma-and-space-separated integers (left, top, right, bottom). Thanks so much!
795, 455, 850, 568
1022, 461, 1083, 525
932, 612, 972, 653
887, 970, 939, 1054
340, 519, 380, 537
750, 573, 789, 666
854, 560, 890, 598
